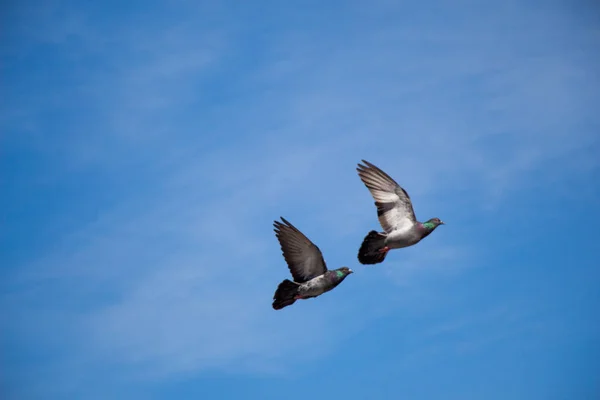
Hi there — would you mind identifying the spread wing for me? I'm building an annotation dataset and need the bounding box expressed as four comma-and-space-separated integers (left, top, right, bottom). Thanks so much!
273, 217, 328, 283
357, 160, 417, 233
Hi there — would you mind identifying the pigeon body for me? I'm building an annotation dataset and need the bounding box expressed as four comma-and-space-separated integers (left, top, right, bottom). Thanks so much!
272, 217, 353, 310
356, 160, 444, 265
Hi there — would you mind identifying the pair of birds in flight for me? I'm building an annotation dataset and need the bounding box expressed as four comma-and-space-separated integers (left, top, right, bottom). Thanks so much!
272, 160, 445, 310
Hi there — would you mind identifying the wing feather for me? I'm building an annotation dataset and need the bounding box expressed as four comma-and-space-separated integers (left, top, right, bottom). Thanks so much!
273, 217, 328, 283
357, 160, 417, 233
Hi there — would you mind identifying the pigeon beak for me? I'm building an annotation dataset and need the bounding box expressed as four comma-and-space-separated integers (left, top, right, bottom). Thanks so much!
440, 220, 445, 225
348, 269, 354, 274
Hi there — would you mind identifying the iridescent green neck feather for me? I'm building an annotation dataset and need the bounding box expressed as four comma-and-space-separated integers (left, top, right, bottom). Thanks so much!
336, 270, 345, 278
422, 221, 436, 230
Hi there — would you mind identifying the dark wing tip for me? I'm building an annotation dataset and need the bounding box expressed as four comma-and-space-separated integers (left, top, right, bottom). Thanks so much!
279, 216, 292, 227
273, 217, 306, 245
360, 159, 377, 168
274, 217, 293, 229
357, 160, 380, 175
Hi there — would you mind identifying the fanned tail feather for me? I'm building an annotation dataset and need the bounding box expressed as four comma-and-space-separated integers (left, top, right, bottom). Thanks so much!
272, 279, 300, 310
358, 230, 388, 265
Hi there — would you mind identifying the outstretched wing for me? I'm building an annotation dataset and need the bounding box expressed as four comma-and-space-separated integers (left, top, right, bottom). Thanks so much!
273, 217, 328, 283
357, 160, 417, 233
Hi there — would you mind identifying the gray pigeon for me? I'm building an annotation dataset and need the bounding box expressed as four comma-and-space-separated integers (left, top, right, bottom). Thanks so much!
356, 160, 444, 265
272, 217, 353, 310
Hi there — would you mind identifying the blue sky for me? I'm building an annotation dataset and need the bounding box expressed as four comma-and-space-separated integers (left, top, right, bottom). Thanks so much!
2, 0, 599, 399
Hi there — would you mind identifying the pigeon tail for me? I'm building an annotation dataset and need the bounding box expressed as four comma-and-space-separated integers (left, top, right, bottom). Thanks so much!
358, 230, 388, 265
272, 279, 300, 310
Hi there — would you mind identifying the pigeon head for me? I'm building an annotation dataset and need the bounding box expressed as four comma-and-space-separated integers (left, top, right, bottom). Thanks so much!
335, 267, 354, 278
423, 217, 445, 231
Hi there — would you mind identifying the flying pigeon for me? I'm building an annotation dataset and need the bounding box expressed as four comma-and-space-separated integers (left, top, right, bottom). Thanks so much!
356, 160, 445, 265
272, 217, 353, 310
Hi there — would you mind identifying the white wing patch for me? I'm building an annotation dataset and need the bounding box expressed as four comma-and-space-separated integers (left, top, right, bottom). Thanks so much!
378, 206, 413, 234
357, 160, 418, 234
370, 189, 399, 203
